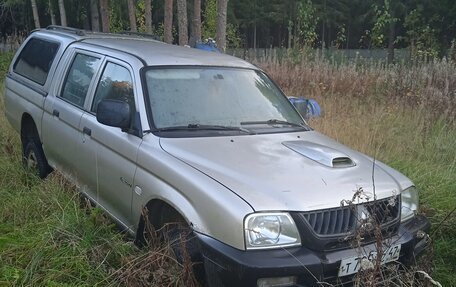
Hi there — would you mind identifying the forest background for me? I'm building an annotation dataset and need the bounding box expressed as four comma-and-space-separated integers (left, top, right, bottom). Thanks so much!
2, 0, 456, 62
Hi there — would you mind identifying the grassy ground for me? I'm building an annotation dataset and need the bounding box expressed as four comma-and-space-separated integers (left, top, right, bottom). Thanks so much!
0, 51, 455, 286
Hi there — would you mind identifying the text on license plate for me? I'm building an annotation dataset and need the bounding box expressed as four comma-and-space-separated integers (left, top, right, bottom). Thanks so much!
338, 244, 401, 277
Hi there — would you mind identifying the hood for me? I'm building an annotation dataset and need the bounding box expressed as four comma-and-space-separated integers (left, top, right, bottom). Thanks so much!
159, 131, 412, 211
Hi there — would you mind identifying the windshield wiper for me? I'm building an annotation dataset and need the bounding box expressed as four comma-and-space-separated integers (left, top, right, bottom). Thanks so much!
241, 119, 308, 129
153, 124, 254, 134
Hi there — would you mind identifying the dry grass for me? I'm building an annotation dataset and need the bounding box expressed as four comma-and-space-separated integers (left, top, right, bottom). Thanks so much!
257, 53, 456, 122
253, 54, 455, 286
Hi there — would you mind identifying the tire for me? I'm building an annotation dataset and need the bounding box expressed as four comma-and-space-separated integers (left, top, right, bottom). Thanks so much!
140, 204, 205, 283
23, 140, 50, 179
157, 207, 202, 263
165, 223, 202, 263
164, 222, 205, 284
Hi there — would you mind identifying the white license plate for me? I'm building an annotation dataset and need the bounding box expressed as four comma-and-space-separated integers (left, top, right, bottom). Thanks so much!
338, 244, 401, 277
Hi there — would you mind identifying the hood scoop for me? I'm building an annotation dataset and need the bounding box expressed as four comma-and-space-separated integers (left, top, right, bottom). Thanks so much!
282, 140, 356, 168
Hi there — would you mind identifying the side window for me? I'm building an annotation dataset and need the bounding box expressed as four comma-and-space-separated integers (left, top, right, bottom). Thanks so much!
61, 54, 101, 108
13, 38, 59, 85
91, 62, 135, 113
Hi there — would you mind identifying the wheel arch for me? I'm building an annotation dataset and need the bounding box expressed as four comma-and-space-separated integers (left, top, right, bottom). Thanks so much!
131, 149, 254, 250
20, 112, 52, 178
135, 197, 189, 244
20, 113, 40, 151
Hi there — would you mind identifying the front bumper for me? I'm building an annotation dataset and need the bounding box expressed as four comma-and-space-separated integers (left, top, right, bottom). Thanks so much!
198, 215, 430, 287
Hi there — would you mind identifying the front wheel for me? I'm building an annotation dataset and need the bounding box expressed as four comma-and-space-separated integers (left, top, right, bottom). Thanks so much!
23, 140, 50, 179
138, 204, 205, 284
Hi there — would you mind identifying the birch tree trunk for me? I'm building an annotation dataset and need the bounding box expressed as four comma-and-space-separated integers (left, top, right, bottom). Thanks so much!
90, 0, 100, 31
58, 0, 67, 27
216, 0, 228, 52
49, 0, 56, 26
164, 0, 173, 44
177, 0, 188, 45
127, 0, 137, 32
190, 0, 201, 46
145, 0, 152, 34
31, 0, 40, 28
99, 0, 110, 32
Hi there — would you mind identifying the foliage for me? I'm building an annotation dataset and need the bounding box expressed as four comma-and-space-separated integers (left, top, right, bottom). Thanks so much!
202, 0, 216, 40
136, 0, 146, 33
404, 8, 440, 60
2, 0, 456, 58
371, 0, 396, 48
0, 51, 14, 79
226, 23, 241, 49
109, 0, 128, 32
295, 0, 318, 48
333, 24, 346, 49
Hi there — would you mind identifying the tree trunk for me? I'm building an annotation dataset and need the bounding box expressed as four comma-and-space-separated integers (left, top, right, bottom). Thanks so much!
164, 0, 173, 44
216, 0, 228, 52
387, 20, 395, 64
31, 0, 40, 28
49, 0, 56, 25
322, 0, 326, 49
253, 22, 257, 49
99, 0, 110, 32
287, 24, 292, 49
253, 0, 256, 49
127, 0, 137, 32
177, 0, 188, 45
58, 0, 67, 27
145, 0, 152, 34
346, 24, 350, 49
189, 0, 201, 46
90, 0, 100, 31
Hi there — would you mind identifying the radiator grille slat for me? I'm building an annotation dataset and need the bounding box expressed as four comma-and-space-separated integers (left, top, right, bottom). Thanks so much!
297, 196, 400, 236
329, 210, 337, 234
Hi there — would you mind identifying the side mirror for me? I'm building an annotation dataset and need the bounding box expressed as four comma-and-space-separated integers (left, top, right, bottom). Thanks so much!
96, 99, 131, 129
289, 97, 321, 119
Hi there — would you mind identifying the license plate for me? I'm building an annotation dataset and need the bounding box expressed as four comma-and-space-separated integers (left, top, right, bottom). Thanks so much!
338, 244, 401, 277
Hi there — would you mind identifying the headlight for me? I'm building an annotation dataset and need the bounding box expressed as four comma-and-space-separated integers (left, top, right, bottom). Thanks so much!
401, 186, 419, 222
244, 212, 301, 250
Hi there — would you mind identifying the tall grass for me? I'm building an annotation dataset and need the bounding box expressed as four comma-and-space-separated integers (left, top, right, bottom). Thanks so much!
255, 55, 456, 286
0, 51, 455, 286
0, 84, 194, 285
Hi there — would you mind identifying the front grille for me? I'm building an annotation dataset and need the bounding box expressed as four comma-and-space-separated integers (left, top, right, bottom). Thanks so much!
296, 196, 400, 237
302, 207, 354, 235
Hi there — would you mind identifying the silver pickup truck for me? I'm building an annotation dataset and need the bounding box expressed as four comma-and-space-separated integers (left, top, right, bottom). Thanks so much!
4, 26, 429, 286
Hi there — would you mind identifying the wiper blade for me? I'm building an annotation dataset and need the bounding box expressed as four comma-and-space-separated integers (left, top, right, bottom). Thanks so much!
241, 119, 308, 128
154, 124, 254, 134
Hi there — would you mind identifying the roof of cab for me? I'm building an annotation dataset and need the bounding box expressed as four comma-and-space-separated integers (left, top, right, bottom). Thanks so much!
33, 26, 256, 69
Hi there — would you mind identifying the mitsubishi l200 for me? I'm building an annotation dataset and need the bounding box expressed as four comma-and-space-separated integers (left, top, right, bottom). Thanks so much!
4, 26, 430, 286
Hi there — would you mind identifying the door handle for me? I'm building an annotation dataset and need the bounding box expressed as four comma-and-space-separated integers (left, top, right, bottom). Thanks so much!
52, 109, 60, 117
83, 127, 92, 136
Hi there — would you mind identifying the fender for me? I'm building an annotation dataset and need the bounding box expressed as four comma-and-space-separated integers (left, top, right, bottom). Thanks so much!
131, 136, 254, 250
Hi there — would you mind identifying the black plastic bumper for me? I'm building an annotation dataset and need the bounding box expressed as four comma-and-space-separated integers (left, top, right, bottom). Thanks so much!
198, 215, 430, 287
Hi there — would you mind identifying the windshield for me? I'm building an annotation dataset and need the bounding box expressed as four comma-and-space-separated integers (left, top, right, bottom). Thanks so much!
144, 67, 306, 131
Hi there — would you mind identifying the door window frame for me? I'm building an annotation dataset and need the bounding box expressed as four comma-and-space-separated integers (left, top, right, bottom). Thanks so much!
87, 57, 137, 116
57, 49, 105, 110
